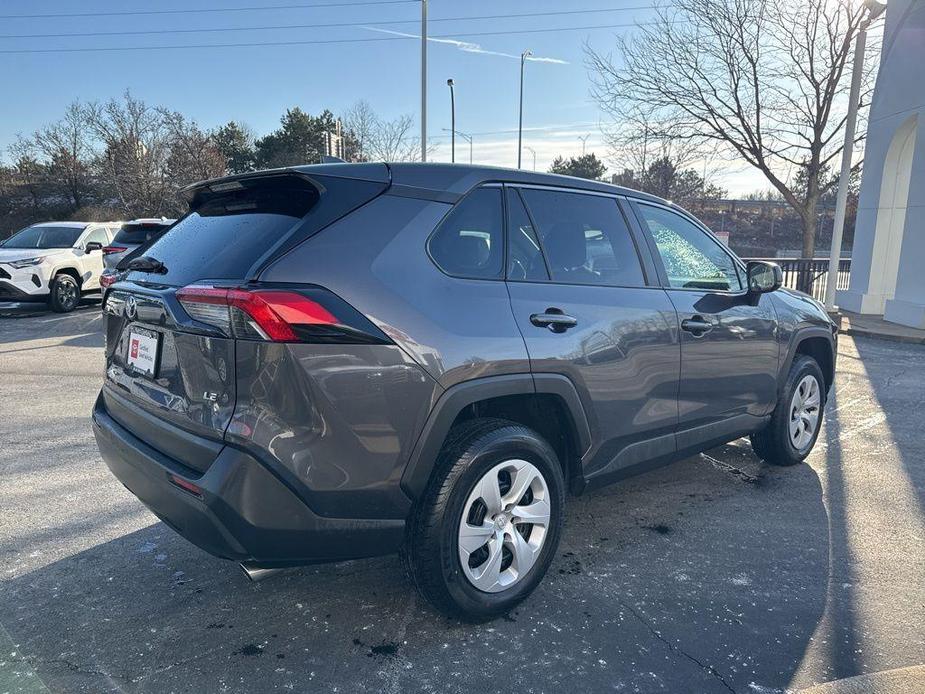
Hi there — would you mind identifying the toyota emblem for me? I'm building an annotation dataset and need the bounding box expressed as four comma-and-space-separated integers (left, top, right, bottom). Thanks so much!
125, 295, 138, 320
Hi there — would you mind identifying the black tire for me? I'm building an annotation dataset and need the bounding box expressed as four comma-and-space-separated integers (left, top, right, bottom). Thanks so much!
48, 273, 80, 313
403, 418, 566, 622
751, 355, 826, 466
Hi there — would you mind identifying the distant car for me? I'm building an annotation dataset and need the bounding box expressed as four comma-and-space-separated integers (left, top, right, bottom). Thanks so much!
103, 218, 175, 269
98, 266, 120, 295
0, 221, 120, 312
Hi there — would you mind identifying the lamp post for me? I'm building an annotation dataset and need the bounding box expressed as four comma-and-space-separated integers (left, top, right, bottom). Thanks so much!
824, 0, 887, 311
441, 129, 473, 164
517, 49, 532, 169
526, 145, 537, 171
447, 79, 455, 163
420, 0, 428, 162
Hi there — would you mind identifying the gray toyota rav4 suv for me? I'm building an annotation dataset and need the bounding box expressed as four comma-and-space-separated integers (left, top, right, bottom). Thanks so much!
93, 163, 836, 621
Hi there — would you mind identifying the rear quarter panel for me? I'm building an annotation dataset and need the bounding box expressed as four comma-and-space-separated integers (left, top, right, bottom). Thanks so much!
260, 193, 532, 390
255, 193, 532, 517
227, 341, 439, 519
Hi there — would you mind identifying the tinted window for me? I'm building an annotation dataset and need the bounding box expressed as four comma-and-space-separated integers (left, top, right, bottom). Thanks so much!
126, 174, 384, 286
2, 225, 84, 249
637, 204, 742, 291
83, 227, 110, 246
113, 223, 170, 245
506, 188, 548, 281
520, 189, 645, 287
429, 187, 503, 279
133, 181, 319, 285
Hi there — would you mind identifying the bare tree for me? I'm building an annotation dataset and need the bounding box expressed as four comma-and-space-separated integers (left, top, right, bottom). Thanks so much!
605, 108, 708, 179
587, 0, 877, 259
161, 110, 226, 193
342, 100, 377, 162
29, 102, 97, 212
369, 113, 422, 162
6, 139, 46, 216
342, 101, 428, 162
86, 92, 174, 217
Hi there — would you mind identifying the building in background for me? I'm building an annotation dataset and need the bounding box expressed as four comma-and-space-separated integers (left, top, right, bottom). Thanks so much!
839, 0, 925, 328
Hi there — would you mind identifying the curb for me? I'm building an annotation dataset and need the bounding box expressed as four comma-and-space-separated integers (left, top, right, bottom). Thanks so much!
839, 325, 925, 345
830, 311, 925, 345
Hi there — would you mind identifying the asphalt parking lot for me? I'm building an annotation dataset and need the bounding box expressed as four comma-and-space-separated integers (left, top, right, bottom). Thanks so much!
1, 305, 923, 693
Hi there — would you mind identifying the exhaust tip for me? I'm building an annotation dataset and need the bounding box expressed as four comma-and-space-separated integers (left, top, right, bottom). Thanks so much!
240, 562, 283, 582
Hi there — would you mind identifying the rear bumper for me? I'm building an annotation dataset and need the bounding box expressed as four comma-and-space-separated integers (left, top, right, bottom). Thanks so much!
92, 393, 404, 566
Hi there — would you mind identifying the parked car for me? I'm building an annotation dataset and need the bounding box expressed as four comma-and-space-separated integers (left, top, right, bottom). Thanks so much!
92, 164, 837, 621
103, 218, 175, 269
0, 221, 120, 311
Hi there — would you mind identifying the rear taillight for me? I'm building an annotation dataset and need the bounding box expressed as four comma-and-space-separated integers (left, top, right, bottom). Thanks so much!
175, 284, 387, 344
99, 273, 118, 289
102, 245, 127, 255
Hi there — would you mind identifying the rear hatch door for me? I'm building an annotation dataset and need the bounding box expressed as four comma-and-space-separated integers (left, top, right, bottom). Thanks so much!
101, 168, 389, 472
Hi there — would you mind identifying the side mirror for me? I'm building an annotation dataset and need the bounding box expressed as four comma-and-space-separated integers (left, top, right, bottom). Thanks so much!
84, 241, 104, 253
746, 261, 783, 294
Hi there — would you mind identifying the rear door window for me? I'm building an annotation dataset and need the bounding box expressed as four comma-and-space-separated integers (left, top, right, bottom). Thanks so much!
82, 227, 110, 247
428, 187, 504, 279
506, 187, 549, 281
519, 189, 646, 287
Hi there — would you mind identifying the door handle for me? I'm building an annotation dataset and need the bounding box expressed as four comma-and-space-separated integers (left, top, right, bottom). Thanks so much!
681, 316, 713, 335
530, 309, 578, 333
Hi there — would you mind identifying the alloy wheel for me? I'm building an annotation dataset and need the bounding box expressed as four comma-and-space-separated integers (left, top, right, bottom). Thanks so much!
57, 280, 77, 310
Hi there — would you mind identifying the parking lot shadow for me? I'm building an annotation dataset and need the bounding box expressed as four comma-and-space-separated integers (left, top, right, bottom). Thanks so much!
0, 304, 104, 347
1, 443, 832, 694
850, 336, 925, 515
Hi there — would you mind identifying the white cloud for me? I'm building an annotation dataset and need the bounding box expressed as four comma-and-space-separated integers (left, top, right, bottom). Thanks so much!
362, 26, 568, 64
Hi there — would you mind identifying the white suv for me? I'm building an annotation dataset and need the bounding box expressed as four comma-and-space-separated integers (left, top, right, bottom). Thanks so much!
0, 221, 120, 312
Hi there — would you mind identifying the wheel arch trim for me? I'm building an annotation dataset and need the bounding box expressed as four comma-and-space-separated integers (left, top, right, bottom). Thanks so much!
51, 265, 84, 286
780, 326, 836, 394
400, 373, 591, 501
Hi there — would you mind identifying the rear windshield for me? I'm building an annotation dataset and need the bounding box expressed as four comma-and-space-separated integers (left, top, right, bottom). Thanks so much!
126, 173, 385, 286
113, 223, 170, 245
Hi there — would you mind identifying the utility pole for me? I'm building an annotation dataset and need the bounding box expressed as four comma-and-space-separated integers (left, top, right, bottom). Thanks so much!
447, 79, 455, 163
824, 0, 886, 311
421, 0, 427, 162
517, 49, 532, 168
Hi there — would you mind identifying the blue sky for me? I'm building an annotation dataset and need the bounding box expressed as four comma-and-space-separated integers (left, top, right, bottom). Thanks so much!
0, 0, 768, 193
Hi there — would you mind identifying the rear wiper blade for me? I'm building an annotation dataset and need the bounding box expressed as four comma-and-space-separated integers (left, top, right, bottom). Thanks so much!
125, 255, 168, 274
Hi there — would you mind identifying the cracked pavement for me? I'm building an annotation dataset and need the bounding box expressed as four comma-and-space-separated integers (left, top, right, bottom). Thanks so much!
1, 306, 923, 693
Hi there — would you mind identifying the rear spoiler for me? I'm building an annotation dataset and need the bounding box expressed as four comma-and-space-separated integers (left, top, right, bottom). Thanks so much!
181, 164, 392, 205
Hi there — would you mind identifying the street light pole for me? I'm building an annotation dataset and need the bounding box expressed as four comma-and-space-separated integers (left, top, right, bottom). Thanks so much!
447, 79, 455, 163
824, 0, 886, 311
526, 145, 537, 171
517, 49, 532, 169
420, 0, 427, 162
441, 129, 473, 164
